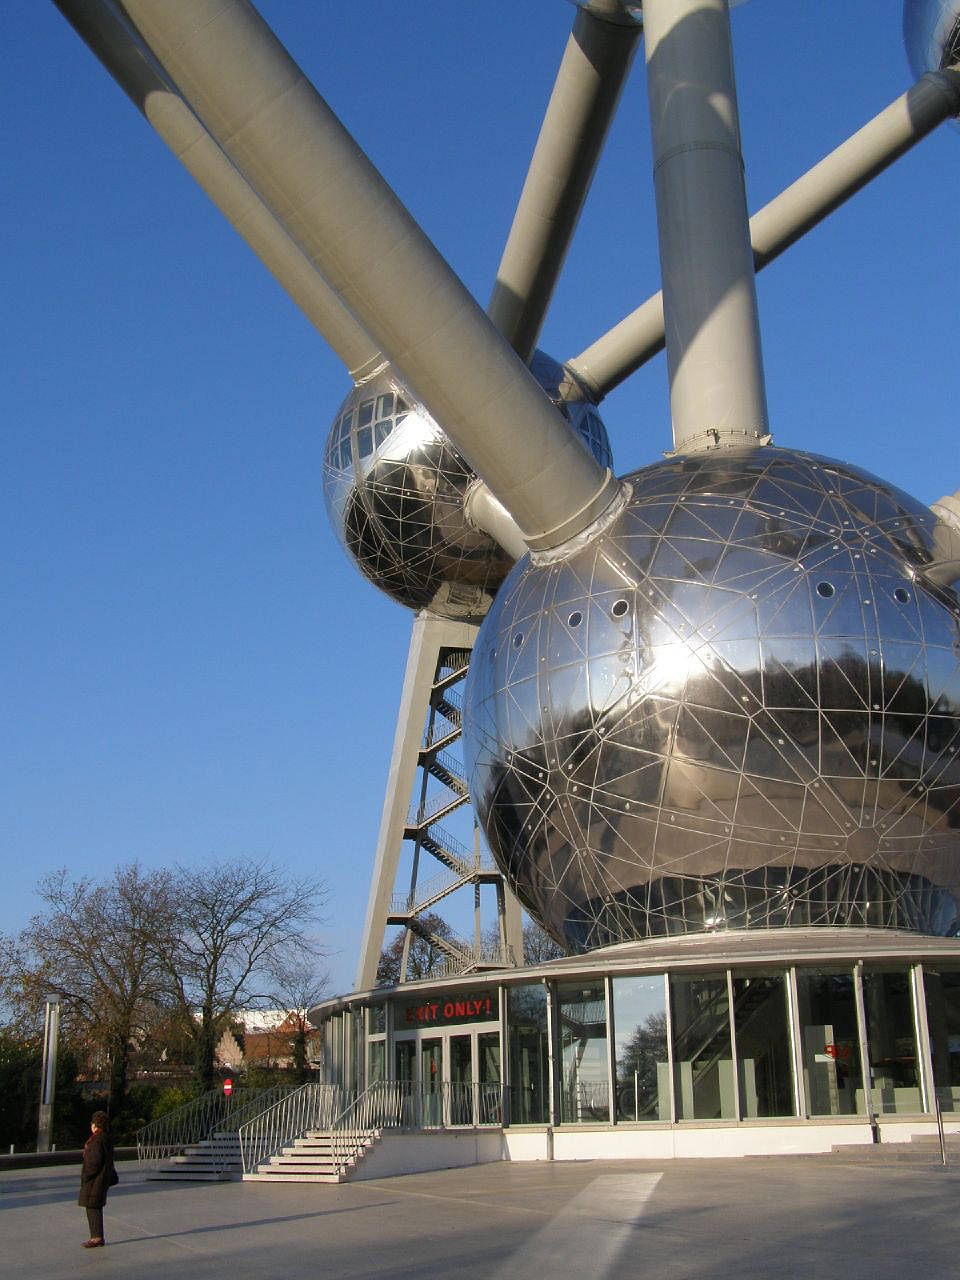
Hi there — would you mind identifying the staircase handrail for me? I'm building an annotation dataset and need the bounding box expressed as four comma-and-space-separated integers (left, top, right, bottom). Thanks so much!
206, 1083, 298, 1173
238, 1081, 349, 1174
136, 1087, 259, 1166
328, 1079, 504, 1177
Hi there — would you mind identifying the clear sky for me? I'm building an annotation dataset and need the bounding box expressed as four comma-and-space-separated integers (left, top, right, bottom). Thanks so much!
2, 1, 957, 994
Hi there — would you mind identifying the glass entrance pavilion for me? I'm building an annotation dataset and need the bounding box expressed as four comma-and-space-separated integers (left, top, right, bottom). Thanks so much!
311, 929, 960, 1159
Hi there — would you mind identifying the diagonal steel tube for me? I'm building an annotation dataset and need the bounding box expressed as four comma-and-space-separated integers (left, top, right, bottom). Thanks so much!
55, 0, 382, 382
488, 6, 641, 362
567, 65, 960, 402
119, 0, 621, 551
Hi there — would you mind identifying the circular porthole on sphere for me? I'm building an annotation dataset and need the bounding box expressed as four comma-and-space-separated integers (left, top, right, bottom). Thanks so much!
568, 610, 583, 627
816, 581, 835, 598
894, 587, 911, 604
513, 633, 523, 648
611, 599, 629, 618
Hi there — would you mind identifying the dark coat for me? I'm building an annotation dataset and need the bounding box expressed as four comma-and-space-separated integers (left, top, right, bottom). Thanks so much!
77, 1131, 115, 1208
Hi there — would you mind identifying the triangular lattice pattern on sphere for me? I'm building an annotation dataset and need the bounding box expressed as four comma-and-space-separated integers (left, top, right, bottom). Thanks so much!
464, 448, 960, 951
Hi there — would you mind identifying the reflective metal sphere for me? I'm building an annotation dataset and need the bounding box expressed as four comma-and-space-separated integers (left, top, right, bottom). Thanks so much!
322, 354, 612, 619
904, 0, 960, 76
464, 447, 960, 950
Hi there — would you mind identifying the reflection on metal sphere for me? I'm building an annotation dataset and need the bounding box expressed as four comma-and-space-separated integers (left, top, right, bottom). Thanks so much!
464, 447, 960, 951
322, 353, 612, 619
904, 0, 960, 76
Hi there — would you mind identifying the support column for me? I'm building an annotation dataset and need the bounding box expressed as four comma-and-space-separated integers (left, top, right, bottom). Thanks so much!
643, 0, 768, 453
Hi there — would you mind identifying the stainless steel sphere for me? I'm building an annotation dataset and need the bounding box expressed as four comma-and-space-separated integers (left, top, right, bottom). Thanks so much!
322, 354, 612, 619
904, 0, 960, 75
463, 447, 960, 951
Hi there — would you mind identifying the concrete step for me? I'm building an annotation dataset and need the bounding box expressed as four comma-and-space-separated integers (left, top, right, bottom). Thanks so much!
243, 1170, 344, 1183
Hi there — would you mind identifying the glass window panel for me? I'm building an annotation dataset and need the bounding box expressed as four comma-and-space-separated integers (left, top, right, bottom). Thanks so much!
507, 984, 548, 1125
862, 970, 922, 1114
732, 972, 795, 1118
478, 1032, 502, 1125
449, 1035, 473, 1125
374, 420, 390, 449
368, 1040, 385, 1084
558, 982, 609, 1124
368, 1004, 386, 1035
357, 425, 373, 458
612, 975, 670, 1121
670, 974, 735, 1120
357, 399, 374, 426
376, 393, 394, 420
421, 1038, 443, 1126
924, 967, 960, 1112
795, 969, 863, 1115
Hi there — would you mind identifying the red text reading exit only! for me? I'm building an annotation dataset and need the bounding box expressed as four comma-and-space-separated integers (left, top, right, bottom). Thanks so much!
405, 995, 494, 1025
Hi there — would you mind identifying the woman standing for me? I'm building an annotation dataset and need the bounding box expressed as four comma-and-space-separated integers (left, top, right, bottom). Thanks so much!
78, 1110, 117, 1248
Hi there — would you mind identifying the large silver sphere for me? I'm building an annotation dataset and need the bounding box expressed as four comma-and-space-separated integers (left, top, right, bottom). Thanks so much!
322, 353, 612, 620
904, 0, 960, 76
464, 447, 960, 951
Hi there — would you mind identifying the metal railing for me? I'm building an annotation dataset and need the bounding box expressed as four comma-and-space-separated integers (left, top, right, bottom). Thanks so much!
238, 1082, 348, 1174
136, 1087, 259, 1166
329, 1080, 503, 1179
389, 853, 499, 917
205, 1084, 297, 1173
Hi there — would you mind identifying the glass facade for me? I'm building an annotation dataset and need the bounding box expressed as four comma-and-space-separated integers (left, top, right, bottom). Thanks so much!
670, 974, 734, 1120
612, 975, 670, 1121
319, 952, 960, 1132
558, 982, 609, 1123
796, 969, 863, 1116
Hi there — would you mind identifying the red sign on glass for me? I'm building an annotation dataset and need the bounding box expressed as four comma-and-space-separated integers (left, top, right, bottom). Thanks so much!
223, 1077, 233, 1096
399, 991, 499, 1028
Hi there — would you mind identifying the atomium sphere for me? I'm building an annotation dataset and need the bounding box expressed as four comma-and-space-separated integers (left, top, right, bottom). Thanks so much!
322, 353, 612, 620
904, 0, 960, 76
463, 447, 960, 952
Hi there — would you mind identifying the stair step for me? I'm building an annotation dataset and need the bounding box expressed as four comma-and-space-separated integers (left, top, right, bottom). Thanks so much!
243, 1171, 344, 1184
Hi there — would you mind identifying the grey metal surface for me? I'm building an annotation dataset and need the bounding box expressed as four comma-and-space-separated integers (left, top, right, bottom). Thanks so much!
566, 66, 960, 402
322, 352, 612, 618
55, 0, 380, 380
463, 447, 960, 951
905, 0, 960, 75
121, 0, 621, 551
488, 6, 640, 361
643, 0, 768, 453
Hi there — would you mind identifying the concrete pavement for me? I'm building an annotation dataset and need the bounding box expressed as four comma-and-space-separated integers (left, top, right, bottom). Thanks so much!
1, 1153, 958, 1279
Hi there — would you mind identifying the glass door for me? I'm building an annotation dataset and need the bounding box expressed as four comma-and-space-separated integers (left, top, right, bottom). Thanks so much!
420, 1038, 443, 1127
450, 1035, 473, 1125
478, 1032, 501, 1125
395, 1039, 416, 1127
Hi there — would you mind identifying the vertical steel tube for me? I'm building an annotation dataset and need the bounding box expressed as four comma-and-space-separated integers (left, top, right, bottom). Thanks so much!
642, 0, 768, 452
567, 65, 960, 402
488, 8, 641, 360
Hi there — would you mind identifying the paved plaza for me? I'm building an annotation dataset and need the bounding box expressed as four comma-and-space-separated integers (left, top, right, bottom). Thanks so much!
2, 1153, 958, 1279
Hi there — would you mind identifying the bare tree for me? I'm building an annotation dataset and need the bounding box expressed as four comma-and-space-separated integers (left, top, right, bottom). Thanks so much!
158, 858, 327, 1091
268, 955, 330, 1082
522, 919, 567, 965
4, 864, 175, 1109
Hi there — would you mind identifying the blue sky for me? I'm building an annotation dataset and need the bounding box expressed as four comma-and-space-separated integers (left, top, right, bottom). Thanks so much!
2, 1, 957, 994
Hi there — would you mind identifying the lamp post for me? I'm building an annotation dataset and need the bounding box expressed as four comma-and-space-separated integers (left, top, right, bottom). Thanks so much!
37, 996, 61, 1153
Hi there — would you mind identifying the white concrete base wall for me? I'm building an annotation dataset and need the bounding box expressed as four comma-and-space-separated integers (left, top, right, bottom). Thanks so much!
351, 1130, 503, 1181
349, 1117, 960, 1179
